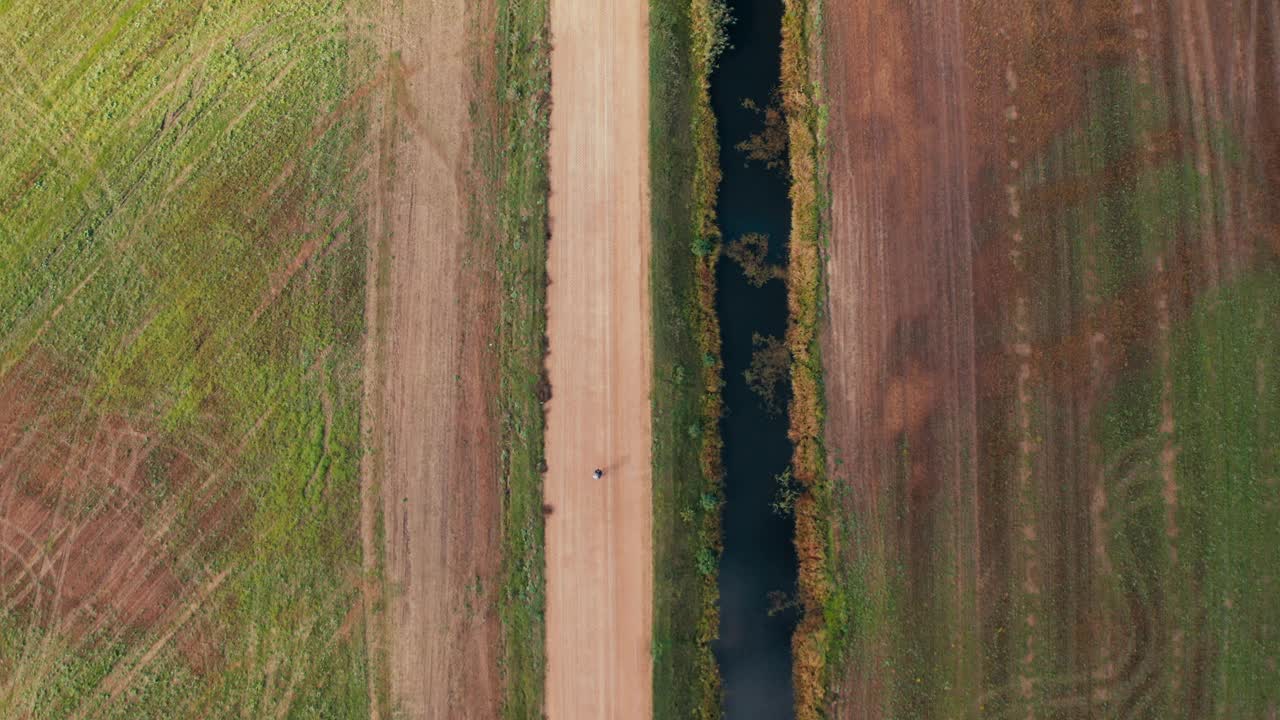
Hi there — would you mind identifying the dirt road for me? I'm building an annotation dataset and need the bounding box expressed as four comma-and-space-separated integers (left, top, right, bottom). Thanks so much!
363, 0, 502, 717
544, 0, 653, 717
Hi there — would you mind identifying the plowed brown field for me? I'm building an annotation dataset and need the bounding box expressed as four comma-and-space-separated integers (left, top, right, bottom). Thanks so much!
363, 0, 503, 718
822, 1, 1280, 718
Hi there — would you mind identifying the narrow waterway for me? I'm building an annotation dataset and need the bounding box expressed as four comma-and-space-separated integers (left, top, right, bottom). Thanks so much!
711, 0, 798, 715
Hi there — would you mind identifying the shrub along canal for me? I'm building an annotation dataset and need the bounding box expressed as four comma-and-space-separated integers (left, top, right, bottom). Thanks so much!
711, 0, 798, 715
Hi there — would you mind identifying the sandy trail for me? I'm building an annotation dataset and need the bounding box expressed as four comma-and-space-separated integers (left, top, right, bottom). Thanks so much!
544, 0, 653, 717
364, 0, 502, 718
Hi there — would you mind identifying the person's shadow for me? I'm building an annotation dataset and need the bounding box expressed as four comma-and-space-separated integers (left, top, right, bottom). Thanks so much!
598, 454, 629, 477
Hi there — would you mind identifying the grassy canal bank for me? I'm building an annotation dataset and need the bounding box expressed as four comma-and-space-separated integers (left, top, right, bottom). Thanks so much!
649, 0, 732, 716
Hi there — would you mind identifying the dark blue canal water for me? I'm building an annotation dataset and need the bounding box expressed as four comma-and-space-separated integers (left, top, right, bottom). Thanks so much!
710, 0, 798, 716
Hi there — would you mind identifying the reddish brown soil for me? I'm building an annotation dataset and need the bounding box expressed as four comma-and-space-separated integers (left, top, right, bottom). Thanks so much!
821, 1, 1280, 718
0, 358, 183, 640
360, 0, 503, 717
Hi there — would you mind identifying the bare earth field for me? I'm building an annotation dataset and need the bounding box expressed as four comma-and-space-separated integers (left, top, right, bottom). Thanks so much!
544, 0, 654, 717
364, 0, 503, 718
822, 0, 1280, 718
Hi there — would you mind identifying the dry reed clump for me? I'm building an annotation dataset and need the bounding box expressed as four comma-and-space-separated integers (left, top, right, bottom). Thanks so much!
791, 610, 827, 717
780, 0, 831, 717
691, 0, 728, 245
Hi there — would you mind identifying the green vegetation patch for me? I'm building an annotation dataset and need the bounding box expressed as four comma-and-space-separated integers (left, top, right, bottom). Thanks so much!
1, 0, 377, 716
1172, 271, 1280, 715
487, 0, 551, 716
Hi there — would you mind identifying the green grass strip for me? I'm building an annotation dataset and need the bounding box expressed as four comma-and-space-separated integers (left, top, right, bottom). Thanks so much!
489, 0, 551, 716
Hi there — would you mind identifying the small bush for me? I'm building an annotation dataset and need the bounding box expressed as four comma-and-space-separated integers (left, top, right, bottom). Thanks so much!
743, 333, 791, 413
724, 232, 787, 287
699, 492, 719, 513
771, 467, 800, 516
686, 421, 703, 440
736, 93, 788, 171
696, 547, 718, 576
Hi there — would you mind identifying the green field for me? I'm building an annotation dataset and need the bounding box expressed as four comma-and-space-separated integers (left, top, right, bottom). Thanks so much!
0, 1, 377, 716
